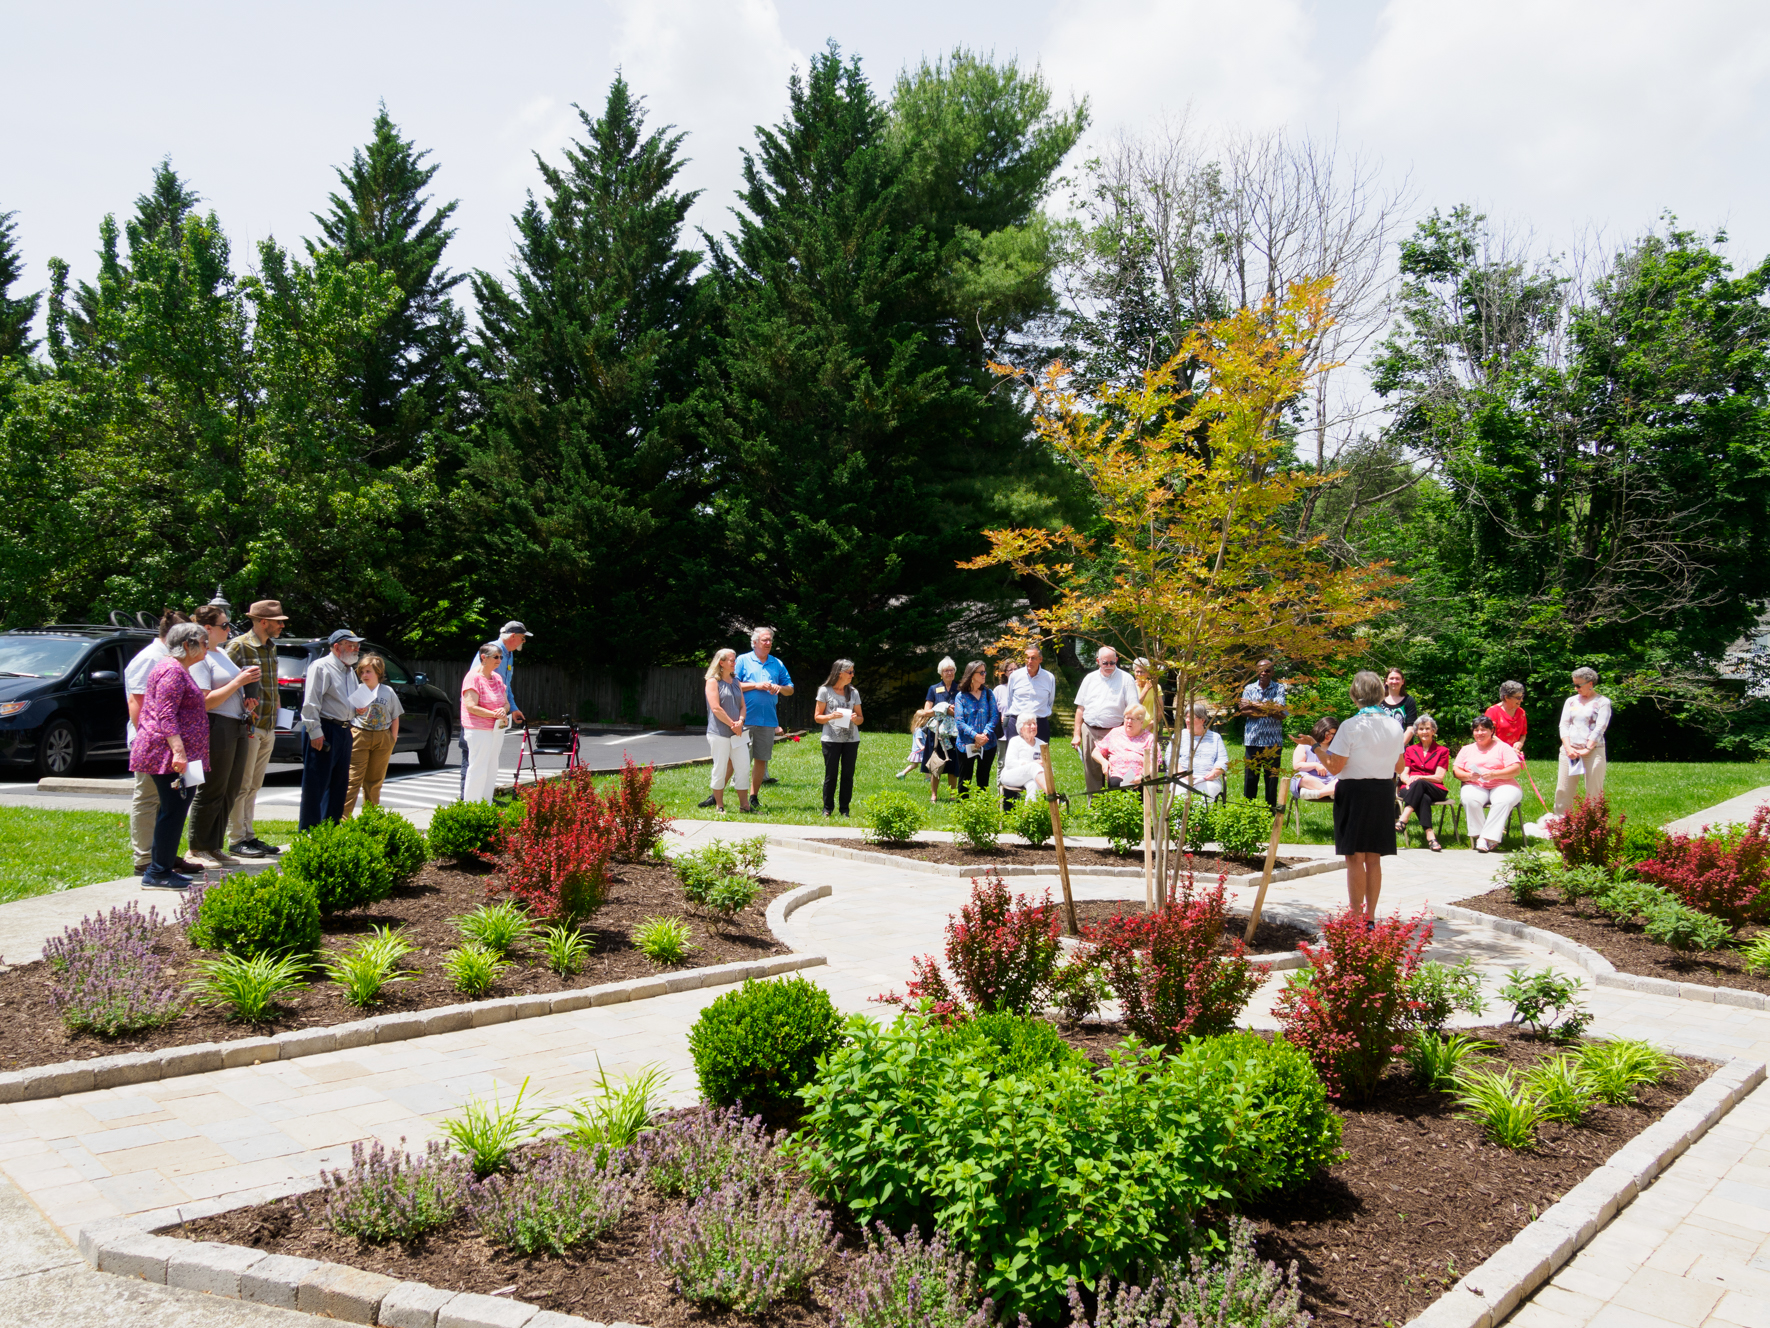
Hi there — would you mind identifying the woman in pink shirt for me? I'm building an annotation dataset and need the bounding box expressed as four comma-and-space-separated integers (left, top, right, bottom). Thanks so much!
1452, 714, 1526, 853
460, 643, 510, 804
130, 622, 214, 889
1092, 706, 1156, 789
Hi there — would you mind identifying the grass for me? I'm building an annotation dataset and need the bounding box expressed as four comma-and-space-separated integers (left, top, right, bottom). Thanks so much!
643, 731, 1770, 850
0, 807, 299, 904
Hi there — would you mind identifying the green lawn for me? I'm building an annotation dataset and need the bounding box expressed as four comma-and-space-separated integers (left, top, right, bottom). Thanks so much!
647, 731, 1770, 849
0, 809, 300, 905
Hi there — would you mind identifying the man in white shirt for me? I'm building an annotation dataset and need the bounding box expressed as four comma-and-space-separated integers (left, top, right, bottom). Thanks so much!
1002, 645, 1058, 743
1072, 646, 1141, 796
1175, 703, 1229, 800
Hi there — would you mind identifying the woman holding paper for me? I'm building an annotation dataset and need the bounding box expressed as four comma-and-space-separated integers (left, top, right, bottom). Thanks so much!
952, 661, 999, 799
814, 659, 864, 817
1554, 667, 1611, 815
459, 642, 509, 804
345, 655, 404, 815
186, 605, 263, 868
130, 623, 215, 889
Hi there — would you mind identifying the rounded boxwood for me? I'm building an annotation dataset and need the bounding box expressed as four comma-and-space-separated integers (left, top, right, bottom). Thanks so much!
280, 820, 397, 914
428, 800, 504, 860
187, 867, 322, 958
352, 804, 428, 882
688, 975, 845, 1122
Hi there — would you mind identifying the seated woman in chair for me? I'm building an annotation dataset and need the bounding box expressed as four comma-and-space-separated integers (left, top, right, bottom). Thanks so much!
1092, 705, 1156, 790
1175, 703, 1227, 799
1453, 713, 1526, 853
1291, 717, 1338, 800
999, 715, 1053, 810
1396, 712, 1449, 852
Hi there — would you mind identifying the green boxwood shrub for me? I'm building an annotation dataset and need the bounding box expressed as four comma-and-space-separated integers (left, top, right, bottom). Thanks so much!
951, 793, 1005, 851
687, 976, 845, 1122
861, 790, 925, 845
1211, 799, 1273, 859
280, 820, 396, 915
1014, 794, 1055, 847
1090, 789, 1145, 855
428, 801, 504, 860
187, 868, 322, 958
352, 805, 428, 882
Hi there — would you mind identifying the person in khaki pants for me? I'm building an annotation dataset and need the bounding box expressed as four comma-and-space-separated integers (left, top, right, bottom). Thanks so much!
344, 654, 403, 815
226, 600, 289, 857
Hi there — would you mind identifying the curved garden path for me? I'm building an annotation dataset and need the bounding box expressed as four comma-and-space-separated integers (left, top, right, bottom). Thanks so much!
1, 804, 1768, 1327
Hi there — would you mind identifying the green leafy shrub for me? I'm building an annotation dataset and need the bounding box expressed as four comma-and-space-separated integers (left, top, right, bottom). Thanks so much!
351, 805, 428, 882
1495, 849, 1561, 905
1642, 899, 1733, 952
862, 791, 925, 845
635, 915, 695, 964
1404, 958, 1488, 1034
1176, 796, 1214, 853
1594, 878, 1680, 922
187, 952, 308, 1022
281, 820, 396, 914
450, 900, 535, 956
1014, 794, 1054, 847
676, 840, 761, 924
442, 943, 509, 997
1499, 967, 1592, 1043
932, 1010, 1083, 1079
1049, 953, 1109, 1025
428, 800, 504, 860
1560, 864, 1614, 901
1211, 799, 1274, 859
688, 975, 844, 1122
1617, 821, 1668, 871
1090, 789, 1145, 855
187, 867, 321, 958
951, 793, 1005, 851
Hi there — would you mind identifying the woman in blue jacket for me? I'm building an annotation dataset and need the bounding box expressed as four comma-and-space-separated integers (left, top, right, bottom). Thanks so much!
952, 660, 1000, 800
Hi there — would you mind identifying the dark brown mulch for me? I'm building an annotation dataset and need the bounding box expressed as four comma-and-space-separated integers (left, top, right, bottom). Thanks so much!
1056, 1021, 1711, 1326
0, 860, 791, 1073
1067, 900, 1314, 954
812, 837, 1303, 874
1458, 887, 1770, 995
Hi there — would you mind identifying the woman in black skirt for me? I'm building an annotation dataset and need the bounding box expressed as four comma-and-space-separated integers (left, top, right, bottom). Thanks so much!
1292, 670, 1406, 925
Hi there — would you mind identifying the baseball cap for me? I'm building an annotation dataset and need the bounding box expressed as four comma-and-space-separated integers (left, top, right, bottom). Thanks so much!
500, 621, 533, 637
327, 629, 366, 646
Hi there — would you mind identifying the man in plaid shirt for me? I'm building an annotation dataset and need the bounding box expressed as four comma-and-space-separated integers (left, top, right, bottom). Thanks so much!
1236, 659, 1287, 810
225, 599, 289, 858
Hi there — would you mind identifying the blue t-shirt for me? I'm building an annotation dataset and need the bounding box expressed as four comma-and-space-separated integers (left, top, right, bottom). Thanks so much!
735, 651, 792, 729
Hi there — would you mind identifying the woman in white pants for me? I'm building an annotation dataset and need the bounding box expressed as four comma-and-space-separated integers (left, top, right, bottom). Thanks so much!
703, 648, 752, 814
459, 643, 509, 804
1453, 714, 1526, 853
1555, 666, 1612, 814
998, 716, 1051, 809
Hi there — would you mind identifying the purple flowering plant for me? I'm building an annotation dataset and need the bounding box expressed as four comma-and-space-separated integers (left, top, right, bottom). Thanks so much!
302, 1138, 470, 1243
651, 1181, 837, 1314
45, 901, 185, 1035
635, 1104, 786, 1199
469, 1145, 633, 1256
831, 1223, 1025, 1328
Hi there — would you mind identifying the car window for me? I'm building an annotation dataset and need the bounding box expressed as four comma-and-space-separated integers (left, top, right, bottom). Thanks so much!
0, 637, 91, 679
367, 647, 410, 684
84, 644, 126, 681
277, 649, 315, 684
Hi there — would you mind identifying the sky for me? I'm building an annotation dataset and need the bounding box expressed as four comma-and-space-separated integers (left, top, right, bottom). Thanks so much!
6, 0, 1770, 335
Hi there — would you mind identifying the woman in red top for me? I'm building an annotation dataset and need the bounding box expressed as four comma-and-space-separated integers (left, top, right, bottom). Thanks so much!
1484, 680, 1527, 753
1395, 714, 1450, 851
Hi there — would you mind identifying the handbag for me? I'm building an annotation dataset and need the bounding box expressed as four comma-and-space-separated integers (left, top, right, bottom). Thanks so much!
926, 741, 950, 776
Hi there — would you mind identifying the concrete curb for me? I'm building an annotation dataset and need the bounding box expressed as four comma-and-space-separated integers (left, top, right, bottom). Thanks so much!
771, 835, 1342, 887
1431, 901, 1770, 1010
0, 882, 832, 1105
1404, 1054, 1765, 1328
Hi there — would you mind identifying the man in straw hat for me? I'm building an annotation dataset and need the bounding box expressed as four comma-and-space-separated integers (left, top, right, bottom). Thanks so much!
225, 599, 289, 857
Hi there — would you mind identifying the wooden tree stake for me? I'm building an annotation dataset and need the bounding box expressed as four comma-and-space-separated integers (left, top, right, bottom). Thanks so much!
1243, 772, 1291, 944
1041, 741, 1079, 937
1142, 738, 1156, 912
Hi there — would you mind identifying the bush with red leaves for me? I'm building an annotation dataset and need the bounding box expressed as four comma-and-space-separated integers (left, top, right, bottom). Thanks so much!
1082, 875, 1266, 1043
1273, 909, 1432, 1100
879, 869, 1061, 1017
1549, 794, 1625, 870
605, 757, 671, 861
498, 775, 614, 923
1636, 804, 1770, 928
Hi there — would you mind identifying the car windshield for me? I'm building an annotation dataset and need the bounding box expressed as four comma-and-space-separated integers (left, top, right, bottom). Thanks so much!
0, 638, 91, 679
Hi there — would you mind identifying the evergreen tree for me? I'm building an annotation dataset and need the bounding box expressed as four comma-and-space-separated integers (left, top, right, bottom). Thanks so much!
309, 104, 464, 459
458, 75, 705, 664
0, 211, 40, 362
62, 159, 201, 354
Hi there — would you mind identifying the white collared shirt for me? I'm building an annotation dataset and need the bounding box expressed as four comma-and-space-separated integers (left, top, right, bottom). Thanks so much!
1074, 667, 1140, 729
1004, 666, 1057, 719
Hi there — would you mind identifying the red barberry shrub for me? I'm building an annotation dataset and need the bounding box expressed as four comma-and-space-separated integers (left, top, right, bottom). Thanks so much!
1274, 910, 1432, 1100
1083, 874, 1265, 1043
498, 775, 614, 923
606, 757, 671, 861
1550, 795, 1625, 870
877, 870, 1060, 1016
1636, 804, 1770, 927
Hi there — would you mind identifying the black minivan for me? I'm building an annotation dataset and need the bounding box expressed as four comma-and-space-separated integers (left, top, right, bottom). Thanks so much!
0, 625, 156, 777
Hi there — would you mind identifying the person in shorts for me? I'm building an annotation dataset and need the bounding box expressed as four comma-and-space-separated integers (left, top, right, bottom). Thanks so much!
735, 626, 792, 803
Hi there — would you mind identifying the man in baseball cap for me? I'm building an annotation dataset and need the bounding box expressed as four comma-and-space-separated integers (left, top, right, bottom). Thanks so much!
457, 622, 532, 798
225, 599, 291, 857
299, 629, 367, 828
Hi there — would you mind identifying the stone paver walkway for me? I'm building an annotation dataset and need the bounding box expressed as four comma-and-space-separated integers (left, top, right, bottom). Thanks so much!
2, 799, 1769, 1326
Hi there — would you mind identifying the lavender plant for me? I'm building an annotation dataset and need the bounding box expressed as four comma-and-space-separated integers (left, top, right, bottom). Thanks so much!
651, 1182, 838, 1313
831, 1223, 1017, 1328
1067, 1218, 1310, 1328
174, 876, 212, 934
634, 1104, 784, 1198
302, 1138, 470, 1243
469, 1146, 634, 1255
45, 902, 186, 1035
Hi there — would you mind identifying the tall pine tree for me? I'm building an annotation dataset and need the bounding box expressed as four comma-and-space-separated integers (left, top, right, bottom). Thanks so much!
0, 211, 40, 362
310, 105, 464, 460
59, 159, 201, 356
459, 75, 706, 665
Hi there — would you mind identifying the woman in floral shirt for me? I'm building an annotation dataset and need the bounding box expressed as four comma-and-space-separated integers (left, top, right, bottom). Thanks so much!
130, 623, 213, 889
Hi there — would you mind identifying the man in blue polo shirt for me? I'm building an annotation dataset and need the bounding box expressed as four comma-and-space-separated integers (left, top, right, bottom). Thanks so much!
735, 626, 793, 802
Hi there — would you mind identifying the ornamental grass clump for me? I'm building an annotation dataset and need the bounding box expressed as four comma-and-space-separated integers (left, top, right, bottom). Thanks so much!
450, 899, 536, 955
323, 925, 419, 1008
1083, 876, 1265, 1043
437, 1077, 547, 1178
46, 901, 186, 1035
830, 1223, 1012, 1328
187, 952, 308, 1021
470, 1146, 634, 1255
1069, 1217, 1309, 1328
636, 1104, 787, 1199
883, 870, 1060, 1016
303, 1138, 470, 1242
650, 1182, 838, 1315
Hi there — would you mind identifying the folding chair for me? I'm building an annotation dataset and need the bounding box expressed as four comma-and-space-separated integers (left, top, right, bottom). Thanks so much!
1285, 784, 1331, 839
514, 724, 582, 784
1402, 795, 1456, 849
1443, 795, 1526, 850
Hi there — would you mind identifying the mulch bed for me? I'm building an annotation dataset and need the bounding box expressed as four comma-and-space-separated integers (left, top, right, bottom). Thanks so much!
1057, 1021, 1712, 1326
1457, 887, 1770, 995
1067, 900, 1314, 954
179, 1023, 1712, 1328
812, 837, 1304, 875
0, 859, 791, 1073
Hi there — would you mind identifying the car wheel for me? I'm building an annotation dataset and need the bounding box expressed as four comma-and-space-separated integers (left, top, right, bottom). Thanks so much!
417, 711, 451, 769
35, 719, 82, 779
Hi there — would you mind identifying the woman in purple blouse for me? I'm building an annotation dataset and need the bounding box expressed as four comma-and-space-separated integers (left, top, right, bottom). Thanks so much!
130, 622, 213, 889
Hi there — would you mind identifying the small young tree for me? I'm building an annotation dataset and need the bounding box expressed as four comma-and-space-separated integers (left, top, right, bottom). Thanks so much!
963, 280, 1400, 896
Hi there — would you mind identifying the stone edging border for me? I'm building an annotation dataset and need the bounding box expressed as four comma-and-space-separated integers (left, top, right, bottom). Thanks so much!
1432, 901, 1770, 1010
0, 882, 834, 1107
1405, 1052, 1764, 1328
772, 835, 1341, 887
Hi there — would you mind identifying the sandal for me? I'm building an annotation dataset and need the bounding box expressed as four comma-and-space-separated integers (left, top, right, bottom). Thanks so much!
1427, 836, 1443, 853
1394, 817, 1406, 833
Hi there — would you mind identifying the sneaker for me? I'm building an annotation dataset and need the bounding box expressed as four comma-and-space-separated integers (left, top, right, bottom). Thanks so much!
697, 795, 717, 809
230, 841, 267, 859
823, 809, 834, 818
141, 873, 192, 891
248, 838, 282, 856
186, 850, 226, 869
763, 777, 779, 786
